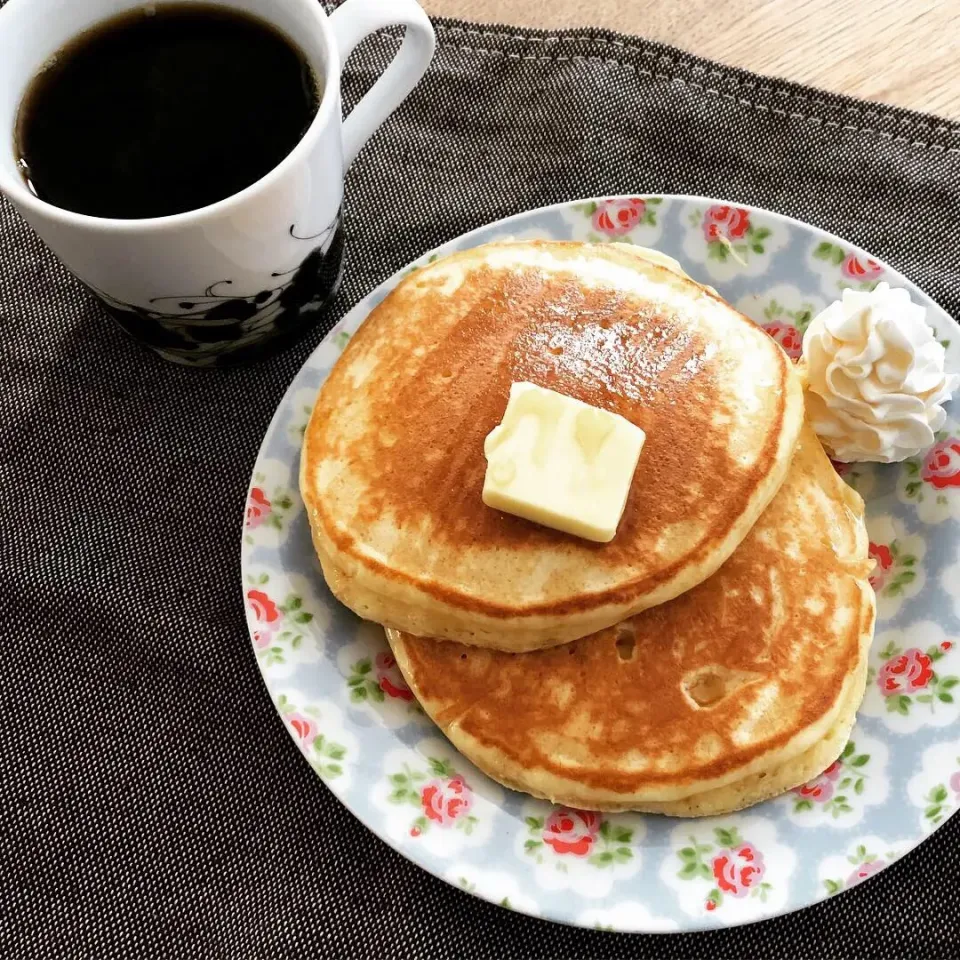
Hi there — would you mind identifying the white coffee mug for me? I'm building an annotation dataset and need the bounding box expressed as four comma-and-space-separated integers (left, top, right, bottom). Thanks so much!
0, 0, 435, 365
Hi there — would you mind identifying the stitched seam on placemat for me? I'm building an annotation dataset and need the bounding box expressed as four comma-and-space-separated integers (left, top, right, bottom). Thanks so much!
370, 30, 960, 155
437, 27, 959, 133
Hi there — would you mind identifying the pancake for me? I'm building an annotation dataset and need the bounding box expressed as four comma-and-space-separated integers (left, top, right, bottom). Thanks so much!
387, 426, 876, 815
633, 660, 866, 816
302, 240, 804, 651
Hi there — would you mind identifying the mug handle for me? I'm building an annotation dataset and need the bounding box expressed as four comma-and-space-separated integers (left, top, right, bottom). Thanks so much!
329, 0, 436, 169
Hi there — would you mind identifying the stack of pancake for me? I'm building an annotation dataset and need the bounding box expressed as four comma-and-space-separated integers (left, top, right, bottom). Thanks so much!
300, 241, 876, 816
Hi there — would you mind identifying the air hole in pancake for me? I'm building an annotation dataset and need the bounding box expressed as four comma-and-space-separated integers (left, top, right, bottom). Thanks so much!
440, 368, 454, 379
681, 665, 761, 709
549, 345, 563, 356
615, 624, 636, 661
459, 653, 467, 660
567, 644, 577, 655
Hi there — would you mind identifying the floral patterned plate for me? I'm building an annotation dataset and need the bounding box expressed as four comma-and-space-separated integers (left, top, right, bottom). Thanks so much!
241, 196, 960, 932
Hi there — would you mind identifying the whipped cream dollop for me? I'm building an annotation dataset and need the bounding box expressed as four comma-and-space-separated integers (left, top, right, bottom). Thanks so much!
802, 282, 958, 462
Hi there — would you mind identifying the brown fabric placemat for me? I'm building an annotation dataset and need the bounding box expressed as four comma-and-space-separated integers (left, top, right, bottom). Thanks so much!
2, 9, 959, 958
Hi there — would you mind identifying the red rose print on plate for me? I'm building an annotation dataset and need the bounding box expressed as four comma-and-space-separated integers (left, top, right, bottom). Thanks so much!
247, 588, 279, 623
847, 860, 885, 887
867, 631, 959, 722
242, 472, 296, 541
674, 825, 775, 912
275, 695, 348, 781
823, 840, 899, 896
592, 198, 646, 236
862, 530, 922, 607
286, 711, 315, 747
921, 438, 960, 489
421, 774, 473, 826
523, 808, 636, 873
703, 205, 750, 243
246, 487, 271, 528
868, 542, 894, 591
762, 322, 803, 360
878, 647, 933, 696
245, 575, 318, 668
812, 242, 884, 291
375, 652, 414, 702
711, 843, 765, 898
543, 809, 601, 857
793, 760, 842, 803
386, 757, 480, 838
841, 253, 883, 282
790, 739, 875, 818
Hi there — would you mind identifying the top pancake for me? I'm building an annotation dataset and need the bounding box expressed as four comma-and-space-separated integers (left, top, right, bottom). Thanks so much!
387, 426, 876, 812
301, 241, 804, 650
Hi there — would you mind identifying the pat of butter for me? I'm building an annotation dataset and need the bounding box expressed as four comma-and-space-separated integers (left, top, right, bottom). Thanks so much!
482, 382, 645, 543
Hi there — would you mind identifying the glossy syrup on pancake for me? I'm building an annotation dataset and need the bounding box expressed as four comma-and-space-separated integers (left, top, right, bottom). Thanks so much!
387, 426, 876, 815
347, 273, 720, 558
302, 241, 805, 650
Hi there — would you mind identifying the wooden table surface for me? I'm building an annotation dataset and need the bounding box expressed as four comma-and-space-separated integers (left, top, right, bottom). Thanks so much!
426, 0, 960, 121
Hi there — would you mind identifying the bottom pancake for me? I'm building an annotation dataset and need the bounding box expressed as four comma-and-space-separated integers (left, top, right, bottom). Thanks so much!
387, 425, 875, 815
627, 660, 865, 816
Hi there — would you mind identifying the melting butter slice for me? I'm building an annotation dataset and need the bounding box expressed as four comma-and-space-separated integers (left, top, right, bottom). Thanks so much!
482, 382, 645, 543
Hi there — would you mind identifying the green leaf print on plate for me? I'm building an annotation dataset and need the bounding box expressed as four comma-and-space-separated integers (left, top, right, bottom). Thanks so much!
347, 657, 386, 703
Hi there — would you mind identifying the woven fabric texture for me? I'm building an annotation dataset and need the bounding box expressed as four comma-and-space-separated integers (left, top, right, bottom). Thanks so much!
2, 8, 960, 957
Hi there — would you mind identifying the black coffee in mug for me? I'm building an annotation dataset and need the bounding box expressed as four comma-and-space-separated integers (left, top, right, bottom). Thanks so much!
1, 0, 434, 367
15, 3, 321, 219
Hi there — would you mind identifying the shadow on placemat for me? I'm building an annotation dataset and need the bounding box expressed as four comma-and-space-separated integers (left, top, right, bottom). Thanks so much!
2, 12, 959, 958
